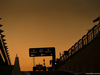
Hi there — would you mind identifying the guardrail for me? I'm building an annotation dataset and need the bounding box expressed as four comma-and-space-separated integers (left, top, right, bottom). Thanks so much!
56, 23, 100, 68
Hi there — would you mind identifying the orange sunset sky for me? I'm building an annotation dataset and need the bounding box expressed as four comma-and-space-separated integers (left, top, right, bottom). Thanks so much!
0, 0, 100, 71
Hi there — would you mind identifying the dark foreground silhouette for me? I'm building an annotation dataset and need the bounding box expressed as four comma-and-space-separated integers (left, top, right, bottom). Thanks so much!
21, 71, 75, 75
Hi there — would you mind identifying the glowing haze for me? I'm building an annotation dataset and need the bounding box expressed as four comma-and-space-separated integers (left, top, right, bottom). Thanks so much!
0, 0, 100, 71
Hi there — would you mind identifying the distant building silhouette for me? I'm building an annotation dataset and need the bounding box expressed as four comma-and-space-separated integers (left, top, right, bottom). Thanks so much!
11, 54, 21, 75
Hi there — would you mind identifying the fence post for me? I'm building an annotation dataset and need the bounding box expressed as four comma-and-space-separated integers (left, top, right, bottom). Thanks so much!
78, 40, 79, 50
82, 35, 85, 48
87, 32, 89, 44
71, 47, 73, 55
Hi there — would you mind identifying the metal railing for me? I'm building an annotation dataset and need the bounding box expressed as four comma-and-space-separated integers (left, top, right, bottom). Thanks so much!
57, 23, 100, 67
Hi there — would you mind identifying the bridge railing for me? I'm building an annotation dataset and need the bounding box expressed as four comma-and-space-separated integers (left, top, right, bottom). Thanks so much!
57, 23, 100, 66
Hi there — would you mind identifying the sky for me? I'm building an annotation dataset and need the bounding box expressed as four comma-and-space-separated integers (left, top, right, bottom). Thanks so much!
0, 0, 100, 71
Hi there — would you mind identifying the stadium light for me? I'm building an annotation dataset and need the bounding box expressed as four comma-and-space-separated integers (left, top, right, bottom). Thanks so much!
0, 24, 3, 27
2, 39, 6, 41
1, 34, 5, 38
6, 50, 9, 52
5, 46, 8, 49
3, 43, 7, 45
0, 29, 4, 33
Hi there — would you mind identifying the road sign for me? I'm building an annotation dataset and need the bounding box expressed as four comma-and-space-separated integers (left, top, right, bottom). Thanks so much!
29, 47, 55, 57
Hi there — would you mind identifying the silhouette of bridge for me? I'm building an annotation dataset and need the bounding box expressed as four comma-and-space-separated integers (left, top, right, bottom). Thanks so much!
55, 19, 100, 74
0, 17, 100, 75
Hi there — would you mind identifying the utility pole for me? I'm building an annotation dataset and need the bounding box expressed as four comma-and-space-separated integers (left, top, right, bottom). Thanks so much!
59, 52, 61, 58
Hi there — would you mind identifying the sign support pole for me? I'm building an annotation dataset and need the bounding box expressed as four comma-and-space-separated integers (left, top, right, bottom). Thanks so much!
33, 57, 35, 66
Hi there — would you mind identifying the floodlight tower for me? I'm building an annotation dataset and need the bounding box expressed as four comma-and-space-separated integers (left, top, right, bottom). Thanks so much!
0, 18, 11, 65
